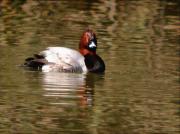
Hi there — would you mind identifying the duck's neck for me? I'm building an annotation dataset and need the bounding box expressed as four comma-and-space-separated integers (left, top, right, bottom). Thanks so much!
79, 49, 96, 56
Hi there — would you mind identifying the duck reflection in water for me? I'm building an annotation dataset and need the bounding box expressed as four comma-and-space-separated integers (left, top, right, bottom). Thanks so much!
42, 72, 102, 107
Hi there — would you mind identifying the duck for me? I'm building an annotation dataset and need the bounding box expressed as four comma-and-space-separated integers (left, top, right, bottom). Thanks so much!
24, 29, 105, 73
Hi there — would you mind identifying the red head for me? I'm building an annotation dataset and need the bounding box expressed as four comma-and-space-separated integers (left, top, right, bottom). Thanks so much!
79, 29, 97, 55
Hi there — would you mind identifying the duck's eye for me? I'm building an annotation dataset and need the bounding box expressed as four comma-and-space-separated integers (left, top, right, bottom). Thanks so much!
90, 37, 97, 44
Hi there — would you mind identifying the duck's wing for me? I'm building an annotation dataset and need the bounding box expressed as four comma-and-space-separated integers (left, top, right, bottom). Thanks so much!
40, 47, 87, 73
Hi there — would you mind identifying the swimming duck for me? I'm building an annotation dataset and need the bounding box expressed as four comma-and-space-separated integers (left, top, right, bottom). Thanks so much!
24, 29, 105, 73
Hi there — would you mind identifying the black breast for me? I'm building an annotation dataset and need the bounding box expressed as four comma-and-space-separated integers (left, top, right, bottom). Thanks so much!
84, 54, 105, 73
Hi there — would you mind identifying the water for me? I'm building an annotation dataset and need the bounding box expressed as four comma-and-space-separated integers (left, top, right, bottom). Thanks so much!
0, 0, 179, 134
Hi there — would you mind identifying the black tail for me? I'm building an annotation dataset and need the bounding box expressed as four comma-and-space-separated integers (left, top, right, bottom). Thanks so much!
23, 54, 47, 70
